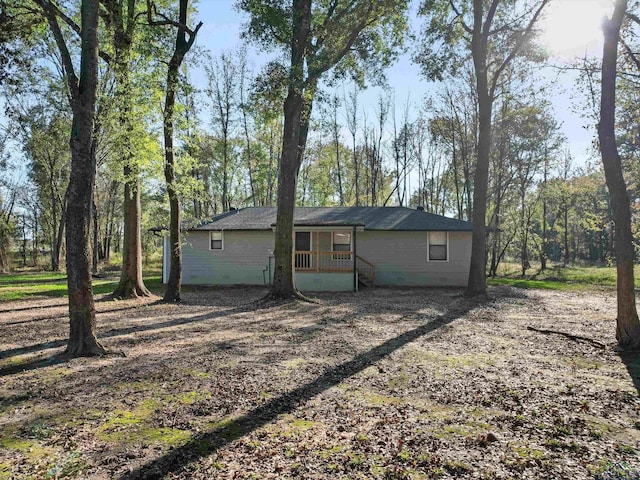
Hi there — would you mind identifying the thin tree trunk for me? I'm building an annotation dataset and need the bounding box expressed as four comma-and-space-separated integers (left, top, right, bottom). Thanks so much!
598, 0, 640, 349
541, 154, 548, 271
52, 190, 67, 271
466, 6, 491, 297
159, 0, 201, 303
92, 198, 98, 274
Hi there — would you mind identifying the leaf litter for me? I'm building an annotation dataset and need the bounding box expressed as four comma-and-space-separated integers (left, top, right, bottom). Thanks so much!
0, 286, 638, 479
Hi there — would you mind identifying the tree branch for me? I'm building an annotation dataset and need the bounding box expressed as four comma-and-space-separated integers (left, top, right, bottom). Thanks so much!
145, 0, 198, 36
33, 0, 79, 103
527, 326, 607, 349
482, 0, 500, 35
620, 38, 640, 72
489, 0, 550, 99
449, 0, 472, 34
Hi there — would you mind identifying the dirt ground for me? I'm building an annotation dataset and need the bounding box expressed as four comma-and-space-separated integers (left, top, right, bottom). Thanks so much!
0, 286, 639, 479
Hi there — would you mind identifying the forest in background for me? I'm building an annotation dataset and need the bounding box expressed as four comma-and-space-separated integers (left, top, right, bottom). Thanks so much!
0, 0, 638, 280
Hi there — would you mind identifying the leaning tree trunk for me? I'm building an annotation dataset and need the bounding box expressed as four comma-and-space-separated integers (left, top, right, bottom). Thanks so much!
63, 0, 106, 356
599, 0, 640, 349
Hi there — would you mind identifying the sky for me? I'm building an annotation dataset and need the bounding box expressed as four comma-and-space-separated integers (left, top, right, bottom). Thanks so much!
191, 0, 614, 174
1, 0, 614, 197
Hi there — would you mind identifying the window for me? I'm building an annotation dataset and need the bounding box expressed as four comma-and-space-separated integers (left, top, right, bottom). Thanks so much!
210, 231, 223, 250
333, 232, 351, 260
428, 231, 448, 261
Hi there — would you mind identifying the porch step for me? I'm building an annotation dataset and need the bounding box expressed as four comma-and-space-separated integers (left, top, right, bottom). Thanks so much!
357, 270, 374, 288
355, 254, 375, 288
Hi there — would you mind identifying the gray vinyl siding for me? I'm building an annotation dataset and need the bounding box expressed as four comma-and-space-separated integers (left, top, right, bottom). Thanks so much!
178, 229, 471, 288
181, 230, 273, 285
356, 231, 471, 287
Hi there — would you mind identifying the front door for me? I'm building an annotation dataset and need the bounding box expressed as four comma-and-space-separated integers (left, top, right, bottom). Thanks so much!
295, 231, 311, 269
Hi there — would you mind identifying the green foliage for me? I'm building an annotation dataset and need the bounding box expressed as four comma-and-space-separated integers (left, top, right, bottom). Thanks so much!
488, 264, 640, 291
0, 272, 162, 302
239, 0, 410, 87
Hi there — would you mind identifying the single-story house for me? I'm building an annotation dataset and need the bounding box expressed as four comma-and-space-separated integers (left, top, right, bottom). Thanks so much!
162, 206, 473, 291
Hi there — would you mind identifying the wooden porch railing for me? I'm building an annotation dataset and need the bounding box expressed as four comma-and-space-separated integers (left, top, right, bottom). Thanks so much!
294, 251, 353, 272
356, 255, 376, 286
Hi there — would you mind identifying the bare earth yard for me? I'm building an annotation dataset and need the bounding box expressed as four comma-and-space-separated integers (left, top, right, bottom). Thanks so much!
0, 286, 639, 479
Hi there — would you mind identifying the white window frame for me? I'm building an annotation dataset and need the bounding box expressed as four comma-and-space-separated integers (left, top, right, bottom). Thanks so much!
428, 231, 449, 262
332, 231, 352, 260
210, 231, 224, 250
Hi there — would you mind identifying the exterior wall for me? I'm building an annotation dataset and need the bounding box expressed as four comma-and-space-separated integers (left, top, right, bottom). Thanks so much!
182, 230, 273, 285
295, 272, 355, 292
179, 229, 471, 288
356, 231, 471, 287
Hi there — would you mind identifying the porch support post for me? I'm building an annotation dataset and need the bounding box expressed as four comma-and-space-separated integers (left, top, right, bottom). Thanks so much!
353, 225, 357, 292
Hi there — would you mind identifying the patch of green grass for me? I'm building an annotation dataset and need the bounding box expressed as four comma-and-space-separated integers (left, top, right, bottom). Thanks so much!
314, 445, 346, 460
512, 445, 547, 461
488, 277, 576, 291
0, 425, 56, 463
489, 264, 640, 291
96, 399, 191, 447
0, 271, 162, 302
353, 389, 403, 406
407, 348, 496, 369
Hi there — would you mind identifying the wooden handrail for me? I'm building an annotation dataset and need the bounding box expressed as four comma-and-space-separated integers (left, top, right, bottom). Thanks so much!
356, 255, 374, 268
294, 250, 353, 272
355, 255, 376, 286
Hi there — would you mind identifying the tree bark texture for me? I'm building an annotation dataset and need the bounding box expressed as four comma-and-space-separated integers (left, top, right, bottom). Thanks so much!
160, 0, 202, 303
598, 0, 640, 349
465, 0, 491, 297
163, 56, 182, 301
269, 0, 312, 299
114, 168, 150, 298
62, 0, 105, 356
109, 0, 150, 299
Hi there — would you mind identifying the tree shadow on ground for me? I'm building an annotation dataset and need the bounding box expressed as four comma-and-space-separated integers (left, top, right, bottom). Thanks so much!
0, 303, 254, 362
0, 300, 69, 314
119, 300, 478, 480
619, 350, 640, 397
1, 301, 165, 327
0, 354, 68, 377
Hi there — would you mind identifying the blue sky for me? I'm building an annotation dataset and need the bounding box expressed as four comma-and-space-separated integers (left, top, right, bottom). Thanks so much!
192, 0, 606, 175
1, 0, 608, 200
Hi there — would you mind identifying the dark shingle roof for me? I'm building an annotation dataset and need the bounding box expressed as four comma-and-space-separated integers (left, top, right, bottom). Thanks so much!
191, 207, 472, 232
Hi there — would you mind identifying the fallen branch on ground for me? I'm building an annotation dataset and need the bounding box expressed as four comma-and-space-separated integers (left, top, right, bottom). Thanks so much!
526, 326, 607, 349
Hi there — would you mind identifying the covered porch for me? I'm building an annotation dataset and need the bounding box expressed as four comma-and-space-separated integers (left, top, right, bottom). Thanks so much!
292, 227, 375, 291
